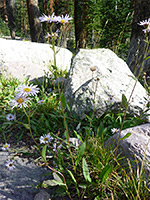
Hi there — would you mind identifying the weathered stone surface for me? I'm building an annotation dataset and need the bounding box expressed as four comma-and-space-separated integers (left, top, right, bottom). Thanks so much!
34, 190, 51, 200
105, 123, 150, 179
0, 151, 50, 200
64, 48, 149, 120
0, 38, 72, 81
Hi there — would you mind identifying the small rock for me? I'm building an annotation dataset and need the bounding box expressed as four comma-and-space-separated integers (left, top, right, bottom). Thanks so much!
34, 190, 51, 200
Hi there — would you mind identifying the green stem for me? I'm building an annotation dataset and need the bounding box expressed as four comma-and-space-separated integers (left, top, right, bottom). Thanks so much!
56, 67, 76, 173
52, 34, 76, 173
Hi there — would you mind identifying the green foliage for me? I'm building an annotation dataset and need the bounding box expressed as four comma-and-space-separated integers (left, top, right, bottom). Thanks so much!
122, 93, 128, 108
86, 0, 133, 59
15, 0, 29, 37
82, 157, 91, 183
0, 18, 10, 37
75, 142, 86, 167
41, 144, 47, 162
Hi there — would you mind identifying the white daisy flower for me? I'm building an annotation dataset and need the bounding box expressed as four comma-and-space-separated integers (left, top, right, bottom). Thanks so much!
1, 143, 10, 151
38, 100, 45, 104
5, 159, 15, 170
39, 13, 52, 23
111, 128, 120, 134
6, 114, 15, 121
10, 95, 29, 109
40, 134, 53, 144
138, 18, 150, 27
39, 13, 58, 23
57, 14, 72, 24
138, 18, 150, 34
16, 84, 39, 97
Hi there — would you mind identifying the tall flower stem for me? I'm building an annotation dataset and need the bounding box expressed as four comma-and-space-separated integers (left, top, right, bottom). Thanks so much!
52, 44, 76, 173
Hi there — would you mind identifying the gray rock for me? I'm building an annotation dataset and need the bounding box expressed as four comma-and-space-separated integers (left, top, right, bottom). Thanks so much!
105, 123, 150, 179
0, 38, 72, 81
34, 190, 51, 200
64, 48, 149, 120
0, 151, 50, 200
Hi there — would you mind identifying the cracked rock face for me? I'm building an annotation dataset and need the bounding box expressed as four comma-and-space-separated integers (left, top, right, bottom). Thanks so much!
0, 151, 51, 200
0, 38, 72, 81
64, 48, 150, 121
105, 123, 150, 180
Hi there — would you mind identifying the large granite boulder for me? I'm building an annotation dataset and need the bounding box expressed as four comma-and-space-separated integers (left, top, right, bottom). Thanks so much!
0, 38, 72, 81
64, 48, 149, 120
105, 123, 150, 180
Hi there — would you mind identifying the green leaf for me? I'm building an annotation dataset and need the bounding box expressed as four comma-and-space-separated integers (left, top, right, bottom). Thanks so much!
67, 169, 80, 197
67, 169, 77, 183
45, 120, 50, 129
94, 197, 100, 200
17, 121, 30, 130
64, 130, 68, 141
60, 93, 66, 109
144, 55, 150, 61
122, 94, 128, 108
78, 183, 87, 189
41, 144, 47, 162
119, 132, 131, 140
75, 142, 86, 166
143, 40, 149, 44
43, 179, 65, 186
73, 130, 83, 143
100, 164, 113, 183
66, 102, 70, 112
85, 114, 92, 123
82, 157, 91, 183
53, 172, 63, 183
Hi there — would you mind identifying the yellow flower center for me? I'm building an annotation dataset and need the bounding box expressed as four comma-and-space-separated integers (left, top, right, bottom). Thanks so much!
9, 163, 13, 167
44, 137, 48, 142
61, 19, 65, 24
24, 88, 31, 92
4, 145, 8, 148
17, 98, 24, 104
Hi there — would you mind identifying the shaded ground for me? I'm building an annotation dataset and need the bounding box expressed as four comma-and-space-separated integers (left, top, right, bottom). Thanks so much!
0, 150, 50, 200
0, 146, 71, 200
